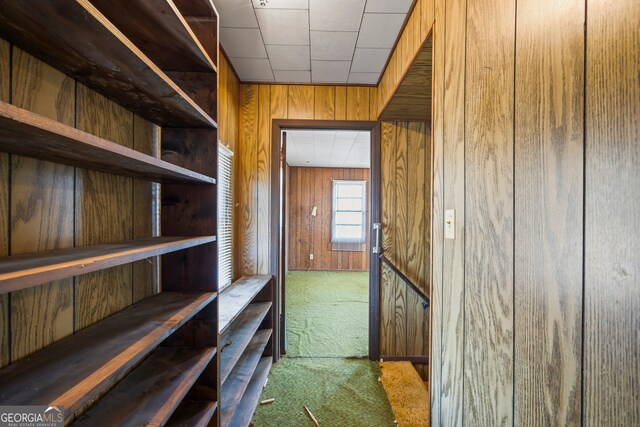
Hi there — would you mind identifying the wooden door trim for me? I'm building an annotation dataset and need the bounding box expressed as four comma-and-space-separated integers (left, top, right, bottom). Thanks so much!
270, 119, 382, 361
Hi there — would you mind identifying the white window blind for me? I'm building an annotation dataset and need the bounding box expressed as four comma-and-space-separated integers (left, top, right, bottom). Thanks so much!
332, 180, 367, 244
218, 142, 233, 291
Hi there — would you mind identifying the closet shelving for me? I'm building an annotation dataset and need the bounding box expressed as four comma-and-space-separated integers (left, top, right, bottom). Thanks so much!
218, 275, 274, 426
0, 0, 227, 425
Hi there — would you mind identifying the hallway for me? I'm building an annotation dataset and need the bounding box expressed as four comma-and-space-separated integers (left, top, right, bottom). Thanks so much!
253, 272, 395, 426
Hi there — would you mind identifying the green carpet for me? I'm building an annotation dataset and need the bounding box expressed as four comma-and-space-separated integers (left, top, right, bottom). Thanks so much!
253, 272, 396, 427
285, 271, 369, 357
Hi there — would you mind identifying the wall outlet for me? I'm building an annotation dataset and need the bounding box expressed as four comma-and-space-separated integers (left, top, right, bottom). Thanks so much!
309, 254, 314, 260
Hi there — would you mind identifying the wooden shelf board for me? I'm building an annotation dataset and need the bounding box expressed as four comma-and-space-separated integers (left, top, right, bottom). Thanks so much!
0, 0, 216, 128
0, 292, 216, 423
0, 101, 215, 184
90, 0, 216, 73
166, 400, 218, 427
74, 346, 217, 427
228, 357, 273, 427
0, 236, 216, 294
220, 302, 272, 385
219, 275, 272, 333
220, 329, 272, 427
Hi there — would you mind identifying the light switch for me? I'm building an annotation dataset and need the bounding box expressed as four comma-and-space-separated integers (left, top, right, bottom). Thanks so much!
445, 209, 455, 239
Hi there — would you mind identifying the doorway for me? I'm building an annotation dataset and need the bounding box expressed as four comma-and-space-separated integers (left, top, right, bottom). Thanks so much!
270, 120, 381, 361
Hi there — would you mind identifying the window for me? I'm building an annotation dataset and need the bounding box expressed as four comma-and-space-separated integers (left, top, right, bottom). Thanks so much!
332, 180, 367, 244
218, 142, 233, 291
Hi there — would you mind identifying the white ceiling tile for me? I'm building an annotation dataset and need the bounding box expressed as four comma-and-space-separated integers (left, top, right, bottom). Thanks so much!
357, 13, 405, 48
309, 0, 366, 31
351, 48, 390, 72
365, 0, 413, 13
292, 130, 314, 139
252, 0, 308, 9
334, 130, 360, 141
230, 58, 274, 81
348, 72, 380, 84
311, 60, 350, 83
214, 0, 259, 28
220, 28, 267, 58
310, 31, 358, 60
273, 70, 311, 82
267, 45, 310, 70
255, 9, 309, 45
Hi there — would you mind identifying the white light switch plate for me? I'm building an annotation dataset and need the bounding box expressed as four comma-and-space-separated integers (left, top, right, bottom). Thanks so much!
445, 209, 455, 239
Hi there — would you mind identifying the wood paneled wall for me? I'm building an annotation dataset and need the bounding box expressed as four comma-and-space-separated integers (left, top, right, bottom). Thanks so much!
419, 0, 639, 424
0, 43, 159, 368
236, 84, 377, 277
379, 121, 430, 377
218, 53, 240, 280
287, 167, 370, 272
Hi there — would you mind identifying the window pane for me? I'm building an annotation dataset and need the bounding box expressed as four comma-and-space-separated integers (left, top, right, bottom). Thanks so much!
336, 198, 362, 211
336, 184, 363, 198
335, 225, 363, 240
335, 211, 362, 225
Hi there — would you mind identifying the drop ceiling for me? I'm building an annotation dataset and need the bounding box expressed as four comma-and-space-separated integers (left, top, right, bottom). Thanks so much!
286, 130, 370, 168
213, 0, 413, 84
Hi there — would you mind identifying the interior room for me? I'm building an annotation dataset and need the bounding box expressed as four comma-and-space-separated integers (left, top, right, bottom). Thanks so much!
0, 0, 637, 426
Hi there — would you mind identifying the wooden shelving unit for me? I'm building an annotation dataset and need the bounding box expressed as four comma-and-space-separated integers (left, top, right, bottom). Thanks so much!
218, 275, 274, 426
0, 292, 216, 422
0, 236, 215, 294
0, 0, 230, 425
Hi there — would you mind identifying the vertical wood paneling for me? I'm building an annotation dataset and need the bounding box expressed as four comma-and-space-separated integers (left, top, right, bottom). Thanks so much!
0, 39, 10, 368
286, 167, 369, 271
335, 86, 347, 120
381, 122, 396, 260
514, 0, 584, 424
440, 0, 467, 422
313, 86, 335, 120
132, 116, 160, 302
406, 122, 427, 293
238, 85, 259, 276
368, 87, 377, 120
393, 275, 407, 356
257, 85, 271, 274
463, 0, 515, 423
74, 84, 133, 330
287, 85, 314, 119
9, 48, 75, 361
346, 87, 370, 121
430, 0, 445, 419
380, 263, 396, 355
584, 0, 640, 424
270, 85, 288, 120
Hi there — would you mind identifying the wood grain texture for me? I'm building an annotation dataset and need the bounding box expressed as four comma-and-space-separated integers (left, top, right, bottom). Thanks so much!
287, 167, 370, 271
0, 39, 8, 368
440, 0, 467, 423
238, 85, 258, 276
0, 0, 215, 128
9, 48, 75, 362
218, 275, 271, 333
514, 0, 584, 424
335, 86, 347, 120
584, 0, 640, 424
380, 263, 396, 356
0, 291, 215, 421
74, 347, 216, 427
393, 275, 407, 356
227, 357, 272, 427
132, 115, 160, 302
406, 122, 428, 294
429, 0, 445, 420
257, 85, 271, 274
269, 85, 288, 120
74, 84, 134, 330
314, 86, 335, 120
394, 124, 408, 274
287, 85, 314, 119
346, 87, 370, 121
463, 0, 515, 423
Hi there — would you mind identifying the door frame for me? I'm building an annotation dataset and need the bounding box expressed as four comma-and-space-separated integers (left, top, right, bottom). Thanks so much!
270, 119, 382, 361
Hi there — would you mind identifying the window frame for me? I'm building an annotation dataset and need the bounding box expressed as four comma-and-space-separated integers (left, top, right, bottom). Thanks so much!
217, 141, 234, 291
331, 179, 367, 244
